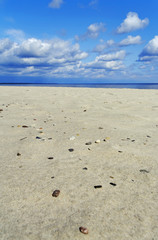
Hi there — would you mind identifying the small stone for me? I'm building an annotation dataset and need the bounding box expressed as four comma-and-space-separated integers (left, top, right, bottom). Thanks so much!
118, 151, 123, 153
94, 185, 102, 189
146, 135, 151, 138
110, 182, 117, 186
85, 142, 92, 145
83, 167, 88, 170
68, 148, 74, 152
140, 169, 149, 173
0, 109, 3, 112
83, 110, 87, 112
48, 138, 52, 140
36, 136, 41, 139
70, 136, 75, 140
48, 157, 54, 160
131, 140, 135, 142
52, 190, 60, 197
98, 127, 103, 129
95, 139, 100, 143
22, 125, 29, 128
17, 153, 21, 156
79, 227, 88, 234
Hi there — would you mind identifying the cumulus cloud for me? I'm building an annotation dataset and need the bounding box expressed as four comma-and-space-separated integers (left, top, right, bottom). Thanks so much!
119, 35, 142, 46
49, 0, 63, 9
83, 50, 126, 71
0, 38, 13, 53
75, 22, 106, 41
93, 39, 114, 52
117, 12, 149, 34
0, 37, 88, 73
139, 36, 158, 61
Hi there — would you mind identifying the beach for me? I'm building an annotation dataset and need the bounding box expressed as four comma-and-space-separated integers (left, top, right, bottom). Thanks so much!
0, 86, 158, 240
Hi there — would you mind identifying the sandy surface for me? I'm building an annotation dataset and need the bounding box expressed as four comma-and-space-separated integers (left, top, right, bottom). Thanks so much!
0, 86, 158, 240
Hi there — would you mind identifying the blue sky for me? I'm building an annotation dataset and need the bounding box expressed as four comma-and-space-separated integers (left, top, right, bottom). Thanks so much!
0, 0, 158, 83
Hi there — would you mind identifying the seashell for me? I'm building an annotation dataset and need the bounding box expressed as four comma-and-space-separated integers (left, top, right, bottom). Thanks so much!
52, 190, 60, 197
95, 139, 100, 143
79, 226, 88, 234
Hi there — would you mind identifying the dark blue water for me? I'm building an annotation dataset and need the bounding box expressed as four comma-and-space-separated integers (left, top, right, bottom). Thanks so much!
0, 83, 158, 89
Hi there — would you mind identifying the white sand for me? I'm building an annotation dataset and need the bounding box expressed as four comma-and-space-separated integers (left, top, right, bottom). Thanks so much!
0, 86, 158, 240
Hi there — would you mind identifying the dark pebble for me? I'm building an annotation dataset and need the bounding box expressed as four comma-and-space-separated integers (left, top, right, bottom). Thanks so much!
98, 127, 103, 129
139, 169, 150, 173
118, 151, 123, 153
110, 182, 117, 186
131, 140, 135, 142
83, 110, 87, 112
88, 148, 91, 150
51, 176, 55, 179
22, 125, 29, 128
68, 148, 74, 152
94, 185, 102, 189
17, 153, 21, 156
48, 157, 54, 159
83, 167, 88, 170
36, 136, 41, 139
52, 190, 60, 197
85, 142, 92, 145
147, 135, 151, 138
0, 109, 3, 112
48, 138, 52, 140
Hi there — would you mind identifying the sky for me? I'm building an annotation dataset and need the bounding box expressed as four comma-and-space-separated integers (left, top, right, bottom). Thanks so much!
0, 0, 158, 83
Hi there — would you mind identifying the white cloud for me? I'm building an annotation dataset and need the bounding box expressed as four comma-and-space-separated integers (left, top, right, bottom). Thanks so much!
139, 35, 158, 61
117, 12, 149, 34
119, 35, 142, 46
96, 50, 126, 61
83, 50, 126, 71
75, 22, 106, 41
49, 0, 63, 9
93, 39, 114, 52
0, 38, 13, 53
5, 29, 25, 42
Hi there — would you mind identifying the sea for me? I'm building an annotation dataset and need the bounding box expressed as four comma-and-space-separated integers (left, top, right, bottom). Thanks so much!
0, 83, 158, 89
